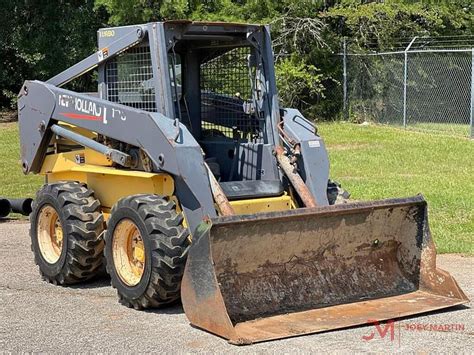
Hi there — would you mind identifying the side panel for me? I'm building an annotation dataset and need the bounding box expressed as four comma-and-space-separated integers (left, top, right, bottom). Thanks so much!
282, 108, 330, 205
42, 152, 174, 210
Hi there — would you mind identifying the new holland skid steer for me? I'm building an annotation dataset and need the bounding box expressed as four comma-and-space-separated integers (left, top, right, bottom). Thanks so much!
18, 21, 467, 344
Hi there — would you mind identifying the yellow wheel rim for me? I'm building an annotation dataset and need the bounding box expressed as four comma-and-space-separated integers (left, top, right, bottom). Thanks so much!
112, 219, 145, 286
37, 205, 63, 264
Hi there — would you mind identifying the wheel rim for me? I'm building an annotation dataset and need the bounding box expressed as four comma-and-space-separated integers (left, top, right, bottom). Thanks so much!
112, 219, 145, 286
37, 205, 63, 264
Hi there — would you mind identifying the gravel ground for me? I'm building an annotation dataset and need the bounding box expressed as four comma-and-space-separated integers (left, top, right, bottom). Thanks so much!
1, 221, 472, 353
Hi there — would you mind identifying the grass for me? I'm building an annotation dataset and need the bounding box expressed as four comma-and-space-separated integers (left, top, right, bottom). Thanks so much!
0, 122, 472, 254
0, 123, 43, 198
407, 122, 471, 137
318, 122, 473, 254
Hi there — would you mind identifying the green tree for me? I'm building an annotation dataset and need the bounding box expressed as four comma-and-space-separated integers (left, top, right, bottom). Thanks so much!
324, 1, 473, 51
0, 0, 107, 108
275, 54, 325, 110
1, 0, 472, 119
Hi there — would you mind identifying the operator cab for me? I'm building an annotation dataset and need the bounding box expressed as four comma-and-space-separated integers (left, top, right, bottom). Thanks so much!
100, 21, 282, 199
164, 22, 278, 185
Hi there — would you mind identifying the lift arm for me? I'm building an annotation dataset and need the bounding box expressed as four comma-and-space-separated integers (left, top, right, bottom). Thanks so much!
17, 81, 216, 234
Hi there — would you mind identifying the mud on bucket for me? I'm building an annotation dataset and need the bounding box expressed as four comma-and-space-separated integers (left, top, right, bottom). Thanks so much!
181, 195, 468, 344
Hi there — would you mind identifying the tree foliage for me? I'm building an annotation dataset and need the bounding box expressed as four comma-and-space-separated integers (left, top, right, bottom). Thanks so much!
276, 55, 325, 110
324, 0, 473, 51
0, 0, 472, 118
0, 0, 107, 109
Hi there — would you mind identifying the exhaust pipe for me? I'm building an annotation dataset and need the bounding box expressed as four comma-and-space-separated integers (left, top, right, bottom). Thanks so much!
0, 199, 11, 217
8, 198, 33, 215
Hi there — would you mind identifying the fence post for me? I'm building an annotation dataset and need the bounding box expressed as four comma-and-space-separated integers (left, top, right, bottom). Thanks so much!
470, 47, 474, 139
403, 36, 417, 128
342, 37, 348, 119
403, 36, 418, 128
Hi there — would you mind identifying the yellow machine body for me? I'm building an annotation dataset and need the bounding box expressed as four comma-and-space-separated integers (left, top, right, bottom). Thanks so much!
40, 150, 294, 219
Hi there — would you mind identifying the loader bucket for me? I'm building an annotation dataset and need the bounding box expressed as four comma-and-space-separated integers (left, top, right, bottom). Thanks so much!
181, 195, 468, 344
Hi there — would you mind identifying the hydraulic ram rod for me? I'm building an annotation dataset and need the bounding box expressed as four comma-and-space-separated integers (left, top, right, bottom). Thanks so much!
50, 124, 132, 167
275, 146, 317, 208
205, 163, 235, 216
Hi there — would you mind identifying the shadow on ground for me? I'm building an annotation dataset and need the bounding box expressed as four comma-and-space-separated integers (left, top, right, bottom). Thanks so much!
69, 275, 111, 290
69, 274, 185, 315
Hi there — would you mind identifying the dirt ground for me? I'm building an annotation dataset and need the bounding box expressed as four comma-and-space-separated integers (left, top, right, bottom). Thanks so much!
1, 220, 472, 353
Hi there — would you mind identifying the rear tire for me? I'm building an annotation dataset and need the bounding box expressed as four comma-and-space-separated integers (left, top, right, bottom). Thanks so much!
104, 194, 189, 309
327, 180, 350, 205
30, 182, 105, 285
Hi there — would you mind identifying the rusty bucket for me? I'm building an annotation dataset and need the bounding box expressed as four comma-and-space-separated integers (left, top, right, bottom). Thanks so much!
181, 195, 468, 344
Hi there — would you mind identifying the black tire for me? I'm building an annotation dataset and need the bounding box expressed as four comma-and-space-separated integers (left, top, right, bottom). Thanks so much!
30, 182, 105, 285
327, 179, 351, 205
104, 194, 190, 309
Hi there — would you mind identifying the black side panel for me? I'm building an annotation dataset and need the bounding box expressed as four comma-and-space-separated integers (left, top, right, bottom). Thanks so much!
219, 180, 283, 200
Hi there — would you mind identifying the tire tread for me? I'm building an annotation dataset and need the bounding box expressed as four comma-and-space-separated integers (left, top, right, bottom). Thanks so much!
105, 194, 189, 309
31, 181, 105, 285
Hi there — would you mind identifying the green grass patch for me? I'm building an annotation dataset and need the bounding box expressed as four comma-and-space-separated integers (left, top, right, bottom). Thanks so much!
0, 123, 43, 198
408, 122, 471, 137
318, 122, 473, 254
0, 122, 472, 253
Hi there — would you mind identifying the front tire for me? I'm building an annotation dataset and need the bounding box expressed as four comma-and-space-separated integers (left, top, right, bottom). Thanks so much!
104, 194, 189, 309
30, 182, 105, 285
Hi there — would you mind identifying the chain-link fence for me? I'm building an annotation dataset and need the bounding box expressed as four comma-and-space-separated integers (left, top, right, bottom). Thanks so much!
341, 38, 474, 138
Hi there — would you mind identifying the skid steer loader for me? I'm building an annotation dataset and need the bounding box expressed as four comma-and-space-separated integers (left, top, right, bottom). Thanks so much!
18, 21, 467, 344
